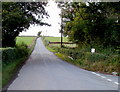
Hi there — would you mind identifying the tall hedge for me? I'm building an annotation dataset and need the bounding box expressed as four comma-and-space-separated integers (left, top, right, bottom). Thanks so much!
2, 43, 29, 65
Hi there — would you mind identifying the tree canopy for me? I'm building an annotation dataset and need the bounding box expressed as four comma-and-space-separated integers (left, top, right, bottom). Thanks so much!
37, 31, 42, 37
2, 2, 50, 47
58, 2, 120, 48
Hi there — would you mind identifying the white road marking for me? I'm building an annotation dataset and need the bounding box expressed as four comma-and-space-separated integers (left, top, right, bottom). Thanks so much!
107, 79, 112, 82
100, 76, 106, 79
95, 74, 101, 76
91, 72, 119, 85
114, 82, 119, 85
91, 72, 96, 74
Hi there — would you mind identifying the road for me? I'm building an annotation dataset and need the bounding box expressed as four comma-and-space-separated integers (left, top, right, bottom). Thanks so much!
8, 38, 119, 90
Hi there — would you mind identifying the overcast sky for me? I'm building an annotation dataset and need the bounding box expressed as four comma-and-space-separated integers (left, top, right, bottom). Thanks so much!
19, 0, 61, 37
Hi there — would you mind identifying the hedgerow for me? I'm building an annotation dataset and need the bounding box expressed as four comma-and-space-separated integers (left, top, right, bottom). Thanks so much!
2, 43, 29, 66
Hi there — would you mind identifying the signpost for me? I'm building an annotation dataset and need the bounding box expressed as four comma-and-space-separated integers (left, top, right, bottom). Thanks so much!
91, 48, 95, 53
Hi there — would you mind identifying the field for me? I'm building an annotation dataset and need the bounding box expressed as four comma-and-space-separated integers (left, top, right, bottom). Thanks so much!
16, 36, 36, 46
45, 37, 68, 42
44, 37, 76, 48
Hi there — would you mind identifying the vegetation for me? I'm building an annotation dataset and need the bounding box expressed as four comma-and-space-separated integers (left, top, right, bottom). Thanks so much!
58, 2, 120, 48
45, 2, 120, 75
45, 37, 68, 42
2, 2, 50, 47
42, 37, 120, 76
1, 2, 120, 89
37, 31, 42, 37
43, 36, 76, 48
2, 44, 29, 86
2, 36, 37, 87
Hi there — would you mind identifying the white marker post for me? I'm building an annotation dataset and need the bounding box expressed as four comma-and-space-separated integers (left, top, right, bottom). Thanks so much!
91, 48, 95, 53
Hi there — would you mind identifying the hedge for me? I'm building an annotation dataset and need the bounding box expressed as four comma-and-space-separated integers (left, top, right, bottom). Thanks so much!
2, 43, 29, 66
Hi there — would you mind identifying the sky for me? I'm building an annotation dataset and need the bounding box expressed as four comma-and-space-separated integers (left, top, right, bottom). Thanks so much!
19, 0, 61, 37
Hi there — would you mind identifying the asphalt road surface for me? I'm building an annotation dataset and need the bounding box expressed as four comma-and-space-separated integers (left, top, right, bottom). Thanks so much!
8, 38, 119, 90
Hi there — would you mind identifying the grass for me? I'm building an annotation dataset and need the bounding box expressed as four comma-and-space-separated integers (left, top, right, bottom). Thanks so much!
2, 57, 25, 87
16, 36, 36, 46
49, 44, 77, 48
55, 53, 73, 63
44, 37, 68, 42
46, 46, 56, 53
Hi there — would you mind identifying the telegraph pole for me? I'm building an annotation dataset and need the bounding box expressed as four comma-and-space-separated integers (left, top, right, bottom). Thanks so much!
60, 9, 63, 48
61, 29, 63, 48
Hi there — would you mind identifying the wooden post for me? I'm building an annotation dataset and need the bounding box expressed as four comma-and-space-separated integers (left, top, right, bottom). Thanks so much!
61, 9, 63, 48
61, 31, 63, 48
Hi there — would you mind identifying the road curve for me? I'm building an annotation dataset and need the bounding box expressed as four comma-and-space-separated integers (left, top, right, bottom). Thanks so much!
8, 38, 118, 90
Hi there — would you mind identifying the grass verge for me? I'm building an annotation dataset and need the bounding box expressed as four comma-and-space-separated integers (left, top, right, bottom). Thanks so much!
42, 37, 120, 76
2, 57, 26, 87
2, 37, 37, 89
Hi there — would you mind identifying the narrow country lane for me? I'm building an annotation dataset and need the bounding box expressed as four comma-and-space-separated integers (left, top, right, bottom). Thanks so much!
7, 38, 119, 90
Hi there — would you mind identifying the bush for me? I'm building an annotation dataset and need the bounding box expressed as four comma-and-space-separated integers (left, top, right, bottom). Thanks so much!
15, 42, 29, 58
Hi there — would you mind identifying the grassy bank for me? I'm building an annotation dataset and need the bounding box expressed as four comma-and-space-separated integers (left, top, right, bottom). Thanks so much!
2, 36, 37, 88
42, 37, 120, 76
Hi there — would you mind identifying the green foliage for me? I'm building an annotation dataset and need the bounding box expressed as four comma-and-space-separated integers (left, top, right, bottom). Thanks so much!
2, 36, 36, 87
2, 43, 30, 87
2, 57, 24, 87
16, 43, 29, 57
37, 31, 42, 37
2, 2, 49, 47
2, 48, 17, 65
2, 43, 29, 66
59, 2, 120, 48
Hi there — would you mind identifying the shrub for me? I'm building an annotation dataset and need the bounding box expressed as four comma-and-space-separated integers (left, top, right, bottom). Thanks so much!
15, 42, 29, 58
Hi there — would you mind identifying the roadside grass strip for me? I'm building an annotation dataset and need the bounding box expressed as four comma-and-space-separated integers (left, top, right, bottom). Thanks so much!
91, 72, 119, 85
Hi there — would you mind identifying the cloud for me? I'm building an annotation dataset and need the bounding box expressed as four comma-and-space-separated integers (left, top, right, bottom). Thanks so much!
19, 0, 61, 37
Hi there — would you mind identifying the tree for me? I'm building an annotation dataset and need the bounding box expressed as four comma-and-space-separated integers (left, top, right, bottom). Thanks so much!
2, 2, 50, 47
37, 31, 42, 37
58, 2, 120, 48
